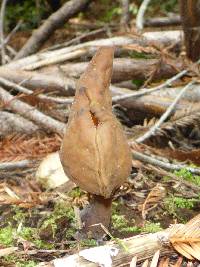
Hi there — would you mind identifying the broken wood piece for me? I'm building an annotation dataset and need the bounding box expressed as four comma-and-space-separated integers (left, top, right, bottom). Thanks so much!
0, 159, 36, 171
0, 77, 73, 104
144, 15, 181, 27
0, 111, 39, 136
0, 67, 76, 95
132, 150, 200, 175
0, 87, 65, 135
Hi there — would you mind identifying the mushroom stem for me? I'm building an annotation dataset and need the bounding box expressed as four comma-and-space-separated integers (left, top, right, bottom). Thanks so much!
79, 194, 112, 239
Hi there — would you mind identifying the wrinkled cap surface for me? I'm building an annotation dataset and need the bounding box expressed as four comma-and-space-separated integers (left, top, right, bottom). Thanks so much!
60, 46, 132, 198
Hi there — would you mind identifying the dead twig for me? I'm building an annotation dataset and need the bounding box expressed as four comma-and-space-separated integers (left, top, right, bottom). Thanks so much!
136, 0, 152, 31
135, 81, 195, 143
1, 20, 22, 50
132, 150, 200, 175
0, 87, 65, 135
0, 159, 36, 171
0, 0, 8, 64
0, 77, 73, 104
45, 27, 107, 51
120, 0, 130, 30
112, 69, 188, 102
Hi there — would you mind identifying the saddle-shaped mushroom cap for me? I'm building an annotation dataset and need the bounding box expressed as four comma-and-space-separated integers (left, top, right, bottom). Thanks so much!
60, 47, 132, 198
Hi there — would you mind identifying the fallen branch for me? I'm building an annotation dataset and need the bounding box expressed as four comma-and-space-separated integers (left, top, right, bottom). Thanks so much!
0, 111, 39, 136
15, 0, 92, 59
0, 77, 73, 104
136, 81, 195, 143
0, 0, 8, 64
0, 159, 36, 171
143, 30, 183, 45
132, 150, 200, 175
46, 27, 107, 51
0, 67, 76, 95
120, 0, 130, 30
144, 15, 181, 27
24, 48, 89, 71
0, 87, 65, 135
136, 0, 152, 31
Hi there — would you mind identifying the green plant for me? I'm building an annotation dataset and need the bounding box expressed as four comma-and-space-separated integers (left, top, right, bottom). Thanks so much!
5, 0, 48, 31
142, 222, 163, 233
164, 196, 198, 219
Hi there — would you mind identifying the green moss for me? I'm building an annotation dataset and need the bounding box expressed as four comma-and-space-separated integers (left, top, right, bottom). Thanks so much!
112, 211, 140, 234
40, 201, 75, 238
112, 214, 129, 230
129, 51, 155, 60
119, 226, 140, 234
4, 255, 37, 267
33, 239, 54, 249
0, 225, 15, 246
80, 239, 97, 247
12, 206, 28, 223
66, 228, 76, 239
131, 79, 144, 87
164, 195, 198, 219
174, 168, 200, 186
142, 222, 163, 233
16, 261, 37, 267
69, 187, 83, 199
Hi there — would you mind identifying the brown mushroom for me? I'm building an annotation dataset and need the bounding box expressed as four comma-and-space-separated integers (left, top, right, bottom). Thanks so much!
60, 46, 132, 239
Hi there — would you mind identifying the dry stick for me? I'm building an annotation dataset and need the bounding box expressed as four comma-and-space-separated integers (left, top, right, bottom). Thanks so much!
132, 150, 200, 175
144, 15, 181, 27
0, 77, 73, 104
135, 80, 195, 143
45, 27, 107, 52
3, 20, 22, 46
0, 87, 65, 135
0, 0, 8, 64
136, 0, 152, 31
120, 0, 130, 30
0, 160, 36, 171
0, 67, 76, 95
112, 70, 188, 102
15, 0, 91, 59
23, 48, 88, 71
